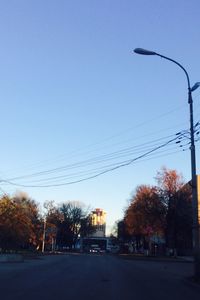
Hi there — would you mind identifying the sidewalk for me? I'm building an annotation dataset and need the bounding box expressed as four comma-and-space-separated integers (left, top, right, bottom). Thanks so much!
178, 256, 194, 262
118, 253, 194, 263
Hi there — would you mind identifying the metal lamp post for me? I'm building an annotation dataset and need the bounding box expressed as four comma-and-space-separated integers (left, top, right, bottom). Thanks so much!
134, 47, 200, 279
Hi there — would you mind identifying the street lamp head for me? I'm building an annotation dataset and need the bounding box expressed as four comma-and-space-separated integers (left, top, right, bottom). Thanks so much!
134, 48, 157, 55
191, 82, 200, 92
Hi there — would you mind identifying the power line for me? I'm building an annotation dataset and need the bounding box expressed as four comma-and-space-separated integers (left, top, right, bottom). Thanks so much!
3, 132, 181, 182
0, 133, 183, 188
1, 123, 199, 188
1, 104, 189, 177
16, 146, 187, 185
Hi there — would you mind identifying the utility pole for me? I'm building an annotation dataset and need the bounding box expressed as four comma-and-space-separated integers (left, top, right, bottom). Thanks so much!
134, 48, 200, 279
42, 218, 46, 253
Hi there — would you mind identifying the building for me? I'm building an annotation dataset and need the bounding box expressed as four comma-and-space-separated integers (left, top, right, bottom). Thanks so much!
80, 208, 107, 252
89, 208, 106, 238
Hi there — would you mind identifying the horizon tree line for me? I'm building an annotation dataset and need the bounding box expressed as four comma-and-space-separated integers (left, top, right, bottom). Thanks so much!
0, 166, 193, 255
0, 192, 94, 252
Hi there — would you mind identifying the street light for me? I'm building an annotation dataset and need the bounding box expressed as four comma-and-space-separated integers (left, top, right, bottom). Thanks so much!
134, 47, 200, 279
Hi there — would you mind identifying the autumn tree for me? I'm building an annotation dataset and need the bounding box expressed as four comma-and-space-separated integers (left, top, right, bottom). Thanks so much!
0, 192, 41, 251
124, 185, 166, 252
42, 200, 61, 251
156, 167, 192, 255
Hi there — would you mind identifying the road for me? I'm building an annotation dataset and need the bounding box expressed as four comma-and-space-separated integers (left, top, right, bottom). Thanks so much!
0, 253, 199, 300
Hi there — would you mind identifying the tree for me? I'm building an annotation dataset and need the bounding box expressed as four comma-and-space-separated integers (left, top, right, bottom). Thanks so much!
125, 185, 166, 235
174, 184, 193, 251
43, 200, 61, 251
56, 201, 92, 249
110, 220, 119, 238
156, 167, 184, 204
79, 215, 95, 238
13, 192, 41, 248
124, 185, 166, 252
156, 167, 192, 255
0, 192, 41, 251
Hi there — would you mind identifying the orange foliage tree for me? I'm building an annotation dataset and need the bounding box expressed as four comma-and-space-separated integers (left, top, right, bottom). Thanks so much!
124, 185, 166, 250
156, 167, 192, 255
0, 192, 41, 251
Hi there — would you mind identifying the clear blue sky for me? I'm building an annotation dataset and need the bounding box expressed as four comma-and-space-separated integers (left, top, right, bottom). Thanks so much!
0, 0, 200, 234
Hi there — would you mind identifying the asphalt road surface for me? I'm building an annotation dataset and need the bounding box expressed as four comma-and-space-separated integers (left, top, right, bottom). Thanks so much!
0, 253, 199, 300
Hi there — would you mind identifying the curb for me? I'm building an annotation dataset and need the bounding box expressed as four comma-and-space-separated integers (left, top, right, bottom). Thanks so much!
0, 254, 24, 263
117, 254, 193, 263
